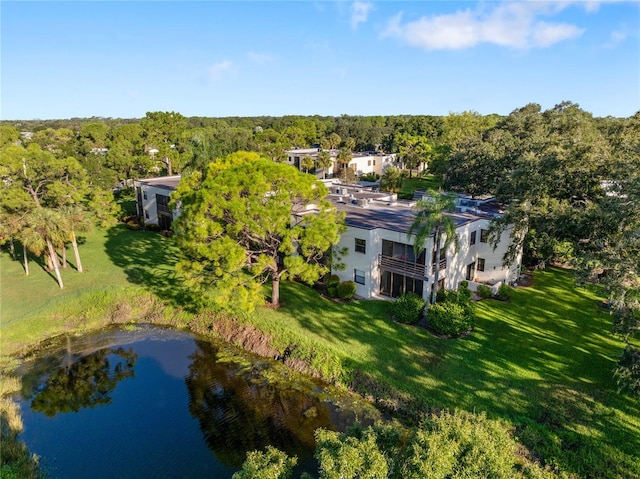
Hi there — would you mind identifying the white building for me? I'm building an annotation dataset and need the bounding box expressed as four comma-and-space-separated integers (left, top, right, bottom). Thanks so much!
134, 175, 521, 300
285, 148, 398, 179
134, 176, 181, 230
326, 183, 521, 301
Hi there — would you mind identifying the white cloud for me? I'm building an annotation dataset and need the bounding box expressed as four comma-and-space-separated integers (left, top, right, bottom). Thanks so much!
532, 22, 585, 48
247, 52, 273, 65
350, 1, 373, 30
382, 2, 586, 50
208, 60, 234, 81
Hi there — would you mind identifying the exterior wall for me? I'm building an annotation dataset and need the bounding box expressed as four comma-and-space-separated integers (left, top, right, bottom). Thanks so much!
134, 182, 180, 227
286, 149, 396, 179
333, 227, 377, 299
349, 154, 396, 177
332, 218, 521, 301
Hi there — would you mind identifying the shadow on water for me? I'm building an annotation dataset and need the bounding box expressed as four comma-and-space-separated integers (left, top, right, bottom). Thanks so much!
16, 328, 368, 479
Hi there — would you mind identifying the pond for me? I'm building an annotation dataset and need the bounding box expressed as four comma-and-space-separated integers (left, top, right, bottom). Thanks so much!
14, 326, 375, 478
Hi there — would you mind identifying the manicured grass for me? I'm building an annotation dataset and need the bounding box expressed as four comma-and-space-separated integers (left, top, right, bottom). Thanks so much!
1, 225, 182, 358
2, 226, 639, 477
399, 175, 441, 199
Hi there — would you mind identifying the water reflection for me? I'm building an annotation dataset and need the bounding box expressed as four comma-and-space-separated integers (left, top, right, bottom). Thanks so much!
15, 328, 370, 478
186, 341, 333, 469
28, 347, 136, 416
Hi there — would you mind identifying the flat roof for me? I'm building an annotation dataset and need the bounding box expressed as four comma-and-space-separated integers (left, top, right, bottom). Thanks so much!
329, 195, 487, 233
134, 175, 496, 233
136, 176, 182, 190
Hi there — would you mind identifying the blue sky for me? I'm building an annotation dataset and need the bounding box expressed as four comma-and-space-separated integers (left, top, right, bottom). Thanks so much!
2, 1, 638, 119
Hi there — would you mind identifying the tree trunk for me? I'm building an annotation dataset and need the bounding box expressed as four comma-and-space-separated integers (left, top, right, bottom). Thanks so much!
271, 274, 280, 306
431, 229, 441, 304
23, 244, 29, 276
166, 157, 173, 176
47, 238, 64, 289
61, 244, 67, 268
71, 230, 83, 272
9, 238, 16, 261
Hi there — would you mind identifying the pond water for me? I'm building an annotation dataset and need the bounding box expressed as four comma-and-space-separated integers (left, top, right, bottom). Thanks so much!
15, 326, 371, 478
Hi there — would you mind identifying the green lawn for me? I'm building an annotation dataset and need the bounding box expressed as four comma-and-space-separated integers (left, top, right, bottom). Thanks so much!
2, 226, 639, 478
399, 175, 441, 199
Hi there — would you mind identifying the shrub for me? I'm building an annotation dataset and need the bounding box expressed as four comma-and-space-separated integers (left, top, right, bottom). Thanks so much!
125, 220, 140, 231
337, 281, 357, 300
392, 293, 426, 324
458, 281, 472, 302
476, 284, 492, 299
615, 346, 640, 397
495, 284, 512, 301
359, 173, 380, 182
428, 301, 474, 337
326, 274, 341, 288
402, 410, 521, 479
327, 286, 338, 298
232, 446, 296, 479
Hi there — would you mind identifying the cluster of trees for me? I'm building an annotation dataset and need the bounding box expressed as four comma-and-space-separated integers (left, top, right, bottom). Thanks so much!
3, 110, 498, 187
444, 102, 640, 396
233, 410, 551, 479
3, 104, 637, 393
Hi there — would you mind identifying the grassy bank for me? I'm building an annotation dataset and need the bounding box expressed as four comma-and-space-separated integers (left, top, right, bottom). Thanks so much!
2, 225, 639, 478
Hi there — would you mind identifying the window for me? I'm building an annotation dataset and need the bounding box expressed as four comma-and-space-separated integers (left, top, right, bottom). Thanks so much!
143, 191, 147, 200
466, 262, 475, 281
470, 231, 476, 245
373, 160, 376, 166
480, 229, 489, 243
477, 258, 486, 272
367, 160, 372, 166
355, 238, 366, 253
144, 210, 149, 219
354, 269, 365, 285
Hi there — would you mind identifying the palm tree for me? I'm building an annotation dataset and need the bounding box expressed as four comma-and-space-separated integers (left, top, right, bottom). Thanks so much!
59, 205, 92, 273
300, 156, 314, 174
316, 151, 333, 179
23, 208, 66, 289
336, 148, 353, 182
408, 190, 459, 304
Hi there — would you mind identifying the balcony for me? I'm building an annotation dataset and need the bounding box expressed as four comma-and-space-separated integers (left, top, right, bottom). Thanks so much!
157, 203, 172, 215
378, 255, 429, 279
431, 258, 447, 273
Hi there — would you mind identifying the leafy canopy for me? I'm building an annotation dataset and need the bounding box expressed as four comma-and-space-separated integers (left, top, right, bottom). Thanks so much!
172, 151, 345, 310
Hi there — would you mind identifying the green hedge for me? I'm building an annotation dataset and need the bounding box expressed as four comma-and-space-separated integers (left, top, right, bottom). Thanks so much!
392, 293, 426, 324
337, 281, 357, 300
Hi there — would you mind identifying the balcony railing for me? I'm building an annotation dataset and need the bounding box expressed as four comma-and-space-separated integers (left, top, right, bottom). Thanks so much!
431, 258, 447, 273
378, 255, 429, 279
157, 203, 172, 215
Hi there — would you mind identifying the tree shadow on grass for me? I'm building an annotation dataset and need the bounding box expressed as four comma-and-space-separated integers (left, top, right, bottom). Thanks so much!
103, 225, 190, 307
276, 271, 640, 479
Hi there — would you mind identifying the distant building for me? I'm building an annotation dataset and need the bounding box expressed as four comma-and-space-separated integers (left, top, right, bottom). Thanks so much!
285, 148, 398, 179
134, 176, 181, 230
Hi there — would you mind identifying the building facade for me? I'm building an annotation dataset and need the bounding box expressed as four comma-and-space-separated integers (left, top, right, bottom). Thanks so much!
134, 175, 521, 300
285, 148, 398, 179
327, 185, 521, 301
134, 176, 181, 229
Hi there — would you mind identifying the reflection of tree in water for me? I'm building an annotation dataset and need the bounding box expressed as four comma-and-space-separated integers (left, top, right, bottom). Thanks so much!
29, 347, 137, 417
185, 341, 334, 469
